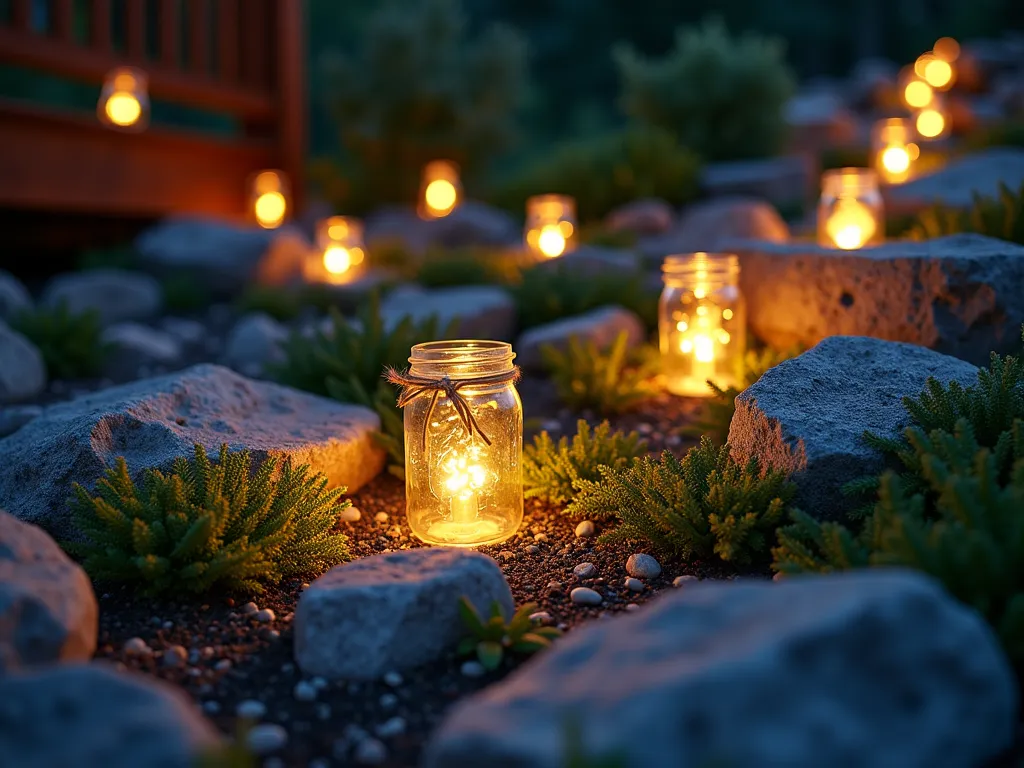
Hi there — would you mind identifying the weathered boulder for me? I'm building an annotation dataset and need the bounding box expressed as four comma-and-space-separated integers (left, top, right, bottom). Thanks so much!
0, 364, 385, 541
381, 285, 515, 340
0, 271, 32, 321
41, 269, 162, 326
222, 312, 288, 378
604, 198, 674, 235
884, 148, 1024, 215
101, 323, 183, 380
294, 548, 513, 681
728, 336, 978, 519
738, 234, 1024, 365
0, 511, 97, 672
0, 323, 45, 403
516, 307, 645, 370
0, 663, 220, 767
423, 570, 1016, 768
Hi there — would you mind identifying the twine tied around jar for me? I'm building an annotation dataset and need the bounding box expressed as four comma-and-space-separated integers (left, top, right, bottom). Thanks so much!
384, 366, 521, 450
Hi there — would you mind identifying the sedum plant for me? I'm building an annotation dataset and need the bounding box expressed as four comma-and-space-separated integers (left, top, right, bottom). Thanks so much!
69, 444, 351, 595
523, 420, 648, 505
457, 597, 562, 671
615, 18, 795, 162
568, 438, 795, 566
11, 302, 110, 379
908, 181, 1024, 245
541, 332, 656, 417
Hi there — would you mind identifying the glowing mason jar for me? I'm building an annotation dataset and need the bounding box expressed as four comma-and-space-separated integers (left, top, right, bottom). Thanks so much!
817, 168, 884, 250
249, 170, 290, 229
659, 253, 745, 398
418, 160, 461, 219
400, 341, 522, 546
97, 67, 149, 131
872, 118, 918, 185
525, 195, 577, 259
305, 216, 366, 284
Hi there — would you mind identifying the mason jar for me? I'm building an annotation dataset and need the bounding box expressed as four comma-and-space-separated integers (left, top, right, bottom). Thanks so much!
403, 340, 523, 546
817, 168, 884, 250
659, 253, 745, 398
525, 194, 577, 259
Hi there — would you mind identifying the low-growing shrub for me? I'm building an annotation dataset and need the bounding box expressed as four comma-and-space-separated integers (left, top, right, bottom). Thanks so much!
11, 302, 110, 379
568, 438, 795, 566
542, 332, 655, 417
68, 444, 351, 595
908, 181, 1024, 245
523, 419, 648, 505
457, 597, 562, 671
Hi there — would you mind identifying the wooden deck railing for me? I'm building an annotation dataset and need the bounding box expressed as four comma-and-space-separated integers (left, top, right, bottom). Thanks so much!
0, 0, 305, 219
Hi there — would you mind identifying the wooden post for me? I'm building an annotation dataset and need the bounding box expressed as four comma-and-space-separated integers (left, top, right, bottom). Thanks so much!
216, 0, 239, 83
90, 0, 112, 51
51, 0, 75, 42
125, 0, 146, 59
187, 0, 208, 75
274, 0, 305, 215
158, 0, 180, 69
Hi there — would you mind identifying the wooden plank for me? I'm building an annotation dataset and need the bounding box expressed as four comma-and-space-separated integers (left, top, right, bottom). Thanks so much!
216, 0, 239, 83
239, 0, 269, 88
186, 0, 207, 74
274, 0, 305, 213
0, 97, 273, 217
158, 0, 179, 68
0, 27, 274, 118
10, 0, 32, 30
125, 0, 146, 59
51, 0, 76, 42
90, 0, 112, 50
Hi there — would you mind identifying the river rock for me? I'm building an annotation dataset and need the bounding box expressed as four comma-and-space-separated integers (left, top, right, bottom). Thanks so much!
0, 271, 32, 321
101, 323, 183, 379
222, 312, 288, 377
41, 269, 162, 326
0, 323, 45, 403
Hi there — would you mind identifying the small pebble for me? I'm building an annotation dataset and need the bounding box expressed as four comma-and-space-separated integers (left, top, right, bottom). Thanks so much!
375, 716, 407, 738
574, 520, 596, 538
246, 723, 288, 754
162, 645, 188, 668
570, 587, 603, 606
383, 671, 403, 687
498, 550, 515, 560
262, 629, 281, 642
215, 659, 232, 672
773, 571, 785, 582
354, 738, 387, 765
312, 676, 328, 690
200, 646, 215, 660
202, 700, 221, 715
625, 577, 644, 592
241, 602, 259, 615
161, 620, 173, 631
316, 703, 332, 720
294, 680, 318, 702
673, 574, 699, 588
573, 562, 597, 579
374, 512, 389, 523
626, 553, 662, 579
534, 532, 548, 542
525, 544, 540, 554
255, 608, 276, 623
123, 637, 151, 656
339, 506, 362, 522
237, 700, 267, 719
625, 603, 640, 612
460, 660, 486, 678
149, 616, 162, 626
547, 581, 563, 593
529, 611, 553, 624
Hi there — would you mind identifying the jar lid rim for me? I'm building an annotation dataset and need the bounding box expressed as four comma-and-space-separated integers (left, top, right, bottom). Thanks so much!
410, 340, 515, 365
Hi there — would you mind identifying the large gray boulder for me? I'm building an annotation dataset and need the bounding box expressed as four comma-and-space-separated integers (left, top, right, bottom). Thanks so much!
294, 548, 513, 681
0, 511, 97, 672
516, 306, 646, 370
739, 234, 1024, 365
0, 323, 45, 403
222, 312, 288, 378
885, 148, 1024, 215
381, 285, 515, 340
0, 364, 385, 541
0, 271, 32, 321
41, 269, 162, 326
0, 663, 220, 767
423, 570, 1016, 768
728, 336, 978, 519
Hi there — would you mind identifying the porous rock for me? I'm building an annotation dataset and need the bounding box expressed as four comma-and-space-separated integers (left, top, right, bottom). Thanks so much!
0, 663, 220, 767
0, 271, 32, 320
0, 322, 45, 403
738, 234, 1024, 365
728, 336, 978, 519
0, 511, 97, 672
222, 312, 288, 377
515, 306, 645, 370
294, 548, 513, 681
423, 570, 1016, 768
0, 364, 385, 541
381, 285, 515, 340
41, 269, 162, 326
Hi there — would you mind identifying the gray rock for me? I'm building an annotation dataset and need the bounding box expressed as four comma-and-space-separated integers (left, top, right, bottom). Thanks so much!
885, 149, 1024, 215
530, 245, 640, 279
381, 285, 515, 340
0, 404, 42, 437
0, 663, 220, 766
625, 553, 661, 579
573, 563, 597, 579
246, 723, 288, 754
222, 312, 288, 377
423, 570, 1016, 768
0, 271, 32, 320
101, 323, 183, 379
42, 269, 162, 326
0, 511, 97, 672
0, 322, 45, 403
605, 198, 674, 235
160, 317, 207, 346
569, 587, 602, 606
516, 306, 645, 370
728, 337, 978, 519
702, 155, 817, 209
0, 364, 385, 541
294, 548, 513, 681
366, 202, 519, 255
784, 88, 859, 153
135, 217, 309, 296
574, 520, 595, 538
738, 234, 1024, 365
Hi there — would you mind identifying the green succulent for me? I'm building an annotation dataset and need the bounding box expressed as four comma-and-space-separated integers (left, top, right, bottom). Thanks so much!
457, 598, 562, 671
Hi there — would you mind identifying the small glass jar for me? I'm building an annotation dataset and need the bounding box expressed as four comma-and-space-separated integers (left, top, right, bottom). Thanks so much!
418, 160, 461, 219
872, 118, 917, 185
659, 253, 746, 398
97, 67, 149, 131
249, 170, 290, 229
305, 216, 366, 284
403, 340, 523, 547
524, 195, 577, 259
817, 168, 884, 250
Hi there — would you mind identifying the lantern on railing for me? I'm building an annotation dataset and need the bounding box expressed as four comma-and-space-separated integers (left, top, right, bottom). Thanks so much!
418, 161, 461, 219
659, 253, 745, 398
249, 170, 289, 229
872, 118, 918, 184
304, 216, 366, 284
387, 341, 523, 547
817, 168, 884, 250
98, 67, 149, 131
914, 96, 951, 141
524, 195, 577, 259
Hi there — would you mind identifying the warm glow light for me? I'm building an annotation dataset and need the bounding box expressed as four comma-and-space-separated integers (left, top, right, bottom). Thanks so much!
254, 191, 287, 229
323, 246, 352, 275
881, 146, 911, 175
825, 198, 877, 250
904, 80, 934, 109
105, 92, 142, 126
693, 334, 714, 363
923, 58, 953, 89
537, 225, 566, 258
558, 221, 574, 238
934, 37, 960, 62
680, 339, 693, 354
722, 308, 733, 320
916, 108, 946, 139
908, 143, 921, 160
425, 179, 457, 216
914, 54, 933, 78
327, 222, 349, 240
